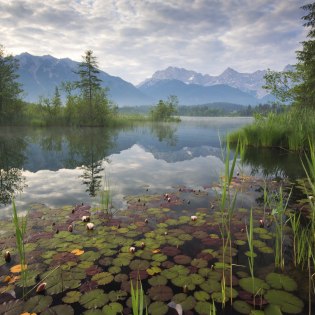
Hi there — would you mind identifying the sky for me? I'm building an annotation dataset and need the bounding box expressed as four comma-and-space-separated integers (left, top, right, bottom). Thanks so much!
0, 0, 309, 84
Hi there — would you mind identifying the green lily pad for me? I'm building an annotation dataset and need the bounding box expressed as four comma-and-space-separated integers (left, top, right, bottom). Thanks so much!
62, 291, 82, 304
0, 300, 24, 315
92, 272, 114, 285
152, 253, 167, 262
195, 301, 213, 314
79, 289, 109, 309
147, 266, 162, 276
191, 258, 207, 268
264, 304, 283, 315
172, 294, 196, 311
108, 290, 128, 302
41, 304, 74, 315
148, 285, 173, 301
194, 291, 210, 301
239, 277, 270, 295
102, 302, 123, 315
80, 251, 101, 262
24, 295, 53, 313
265, 289, 304, 314
148, 301, 168, 315
83, 310, 103, 315
258, 246, 274, 254
265, 273, 297, 291
148, 275, 167, 286
190, 273, 205, 285
233, 300, 252, 314
130, 259, 150, 270
199, 279, 221, 292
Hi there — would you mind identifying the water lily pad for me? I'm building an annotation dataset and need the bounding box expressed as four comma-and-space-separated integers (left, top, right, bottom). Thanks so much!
195, 301, 213, 314
24, 295, 53, 313
174, 255, 192, 265
148, 301, 168, 315
62, 291, 82, 304
108, 290, 128, 302
172, 294, 196, 311
79, 289, 109, 309
199, 279, 221, 292
41, 304, 74, 315
265, 273, 297, 291
239, 277, 270, 295
92, 272, 114, 285
148, 285, 173, 301
194, 291, 210, 301
265, 289, 304, 314
190, 273, 205, 285
191, 258, 207, 268
147, 266, 162, 276
102, 302, 123, 315
264, 304, 283, 315
233, 300, 252, 314
258, 246, 273, 254
80, 251, 101, 262
148, 275, 167, 286
129, 259, 150, 271
0, 300, 24, 315
152, 253, 167, 262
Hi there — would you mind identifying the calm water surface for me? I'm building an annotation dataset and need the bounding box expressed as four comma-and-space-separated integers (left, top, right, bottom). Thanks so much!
0, 117, 302, 217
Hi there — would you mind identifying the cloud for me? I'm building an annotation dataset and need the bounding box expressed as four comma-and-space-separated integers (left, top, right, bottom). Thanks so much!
0, 0, 309, 83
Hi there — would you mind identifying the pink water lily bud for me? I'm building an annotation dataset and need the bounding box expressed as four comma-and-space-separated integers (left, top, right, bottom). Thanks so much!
36, 282, 47, 293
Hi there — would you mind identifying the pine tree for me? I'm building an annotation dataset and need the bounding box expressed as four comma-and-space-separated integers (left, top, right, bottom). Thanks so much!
0, 45, 23, 124
74, 50, 102, 123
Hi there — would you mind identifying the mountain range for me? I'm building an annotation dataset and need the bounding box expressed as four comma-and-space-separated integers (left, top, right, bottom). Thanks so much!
15, 52, 286, 106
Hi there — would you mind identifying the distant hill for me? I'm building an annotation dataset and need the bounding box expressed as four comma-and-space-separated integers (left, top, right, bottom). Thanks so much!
16, 53, 151, 106
14, 52, 282, 107
138, 79, 261, 105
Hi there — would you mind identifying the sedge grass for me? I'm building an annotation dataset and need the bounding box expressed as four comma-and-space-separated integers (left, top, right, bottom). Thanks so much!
131, 278, 148, 315
12, 199, 28, 298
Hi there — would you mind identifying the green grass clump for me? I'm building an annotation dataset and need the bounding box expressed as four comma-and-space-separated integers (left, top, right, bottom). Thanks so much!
228, 108, 315, 151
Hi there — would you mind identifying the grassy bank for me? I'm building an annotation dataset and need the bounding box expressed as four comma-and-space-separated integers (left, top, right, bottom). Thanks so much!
228, 108, 315, 151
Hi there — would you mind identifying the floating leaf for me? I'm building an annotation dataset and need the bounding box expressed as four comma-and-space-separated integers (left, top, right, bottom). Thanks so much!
195, 301, 213, 314
148, 301, 168, 315
265, 289, 304, 314
62, 291, 82, 304
91, 272, 114, 285
191, 259, 207, 268
10, 264, 27, 273
172, 294, 196, 311
264, 304, 283, 315
129, 259, 150, 271
24, 295, 53, 313
146, 266, 162, 276
265, 273, 297, 291
239, 277, 269, 295
102, 302, 123, 315
41, 304, 74, 315
174, 255, 192, 265
71, 249, 84, 256
148, 285, 173, 301
79, 289, 109, 309
233, 300, 252, 314
148, 275, 167, 286
0, 300, 24, 315
194, 291, 210, 301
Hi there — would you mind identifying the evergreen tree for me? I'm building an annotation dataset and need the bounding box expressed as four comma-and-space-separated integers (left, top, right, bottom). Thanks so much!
74, 50, 102, 123
0, 45, 23, 124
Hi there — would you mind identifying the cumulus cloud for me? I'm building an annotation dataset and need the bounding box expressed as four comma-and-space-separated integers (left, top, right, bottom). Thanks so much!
0, 0, 309, 83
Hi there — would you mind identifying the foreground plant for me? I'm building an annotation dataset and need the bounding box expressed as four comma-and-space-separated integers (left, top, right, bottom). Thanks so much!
131, 278, 148, 315
12, 199, 28, 298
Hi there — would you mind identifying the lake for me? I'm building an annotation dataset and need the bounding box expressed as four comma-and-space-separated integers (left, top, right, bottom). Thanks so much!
0, 117, 256, 216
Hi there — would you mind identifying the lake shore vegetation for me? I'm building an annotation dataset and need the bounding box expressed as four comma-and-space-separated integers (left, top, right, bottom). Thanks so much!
229, 4, 315, 151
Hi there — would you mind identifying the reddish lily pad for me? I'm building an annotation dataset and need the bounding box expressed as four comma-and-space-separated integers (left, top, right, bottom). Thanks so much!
148, 285, 174, 301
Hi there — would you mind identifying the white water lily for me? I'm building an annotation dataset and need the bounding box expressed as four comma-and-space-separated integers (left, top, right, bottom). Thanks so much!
191, 215, 197, 221
86, 222, 95, 230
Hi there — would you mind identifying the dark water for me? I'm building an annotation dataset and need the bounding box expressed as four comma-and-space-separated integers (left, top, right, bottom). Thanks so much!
0, 117, 303, 216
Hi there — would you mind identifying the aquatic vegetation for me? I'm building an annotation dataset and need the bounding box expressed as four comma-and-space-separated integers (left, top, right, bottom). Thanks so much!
0, 177, 314, 314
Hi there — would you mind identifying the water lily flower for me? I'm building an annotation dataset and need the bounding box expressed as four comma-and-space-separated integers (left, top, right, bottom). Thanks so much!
68, 224, 73, 232
86, 222, 95, 230
82, 215, 90, 222
129, 246, 136, 253
4, 251, 11, 263
191, 215, 197, 221
259, 219, 264, 228
36, 282, 47, 293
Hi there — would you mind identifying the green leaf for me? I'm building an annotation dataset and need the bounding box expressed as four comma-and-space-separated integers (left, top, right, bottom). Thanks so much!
232, 300, 252, 314
91, 272, 114, 285
41, 304, 74, 315
79, 289, 109, 309
148, 301, 168, 315
24, 295, 53, 313
102, 302, 123, 315
62, 291, 82, 304
265, 273, 297, 291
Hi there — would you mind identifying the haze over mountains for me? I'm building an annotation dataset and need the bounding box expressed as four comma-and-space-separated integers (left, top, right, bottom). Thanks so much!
15, 53, 286, 106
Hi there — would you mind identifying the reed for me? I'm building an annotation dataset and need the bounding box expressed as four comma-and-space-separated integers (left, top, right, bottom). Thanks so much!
12, 199, 28, 298
246, 208, 255, 280
131, 278, 148, 315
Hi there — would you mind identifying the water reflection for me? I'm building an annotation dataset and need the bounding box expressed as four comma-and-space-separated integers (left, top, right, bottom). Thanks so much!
0, 131, 27, 205
0, 118, 261, 216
